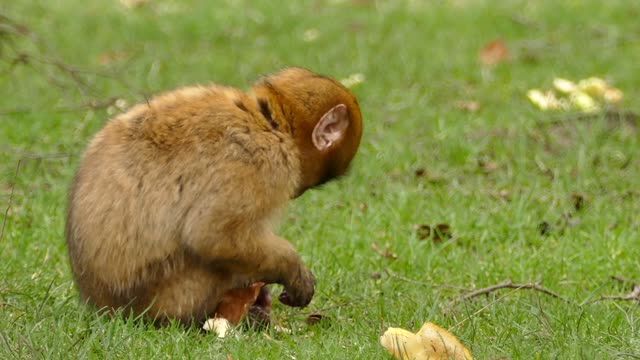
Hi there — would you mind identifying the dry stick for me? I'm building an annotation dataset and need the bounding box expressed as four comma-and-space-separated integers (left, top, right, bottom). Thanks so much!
447, 280, 577, 331
587, 285, 640, 304
0, 97, 120, 116
389, 273, 577, 332
1, 159, 21, 242
1, 15, 140, 102
611, 275, 630, 283
384, 269, 468, 291
449, 285, 528, 332
0, 147, 71, 160
1, 14, 149, 120
302, 299, 357, 315
449, 279, 574, 306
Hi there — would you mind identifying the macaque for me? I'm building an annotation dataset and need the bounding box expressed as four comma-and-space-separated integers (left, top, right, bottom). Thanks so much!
65, 67, 363, 326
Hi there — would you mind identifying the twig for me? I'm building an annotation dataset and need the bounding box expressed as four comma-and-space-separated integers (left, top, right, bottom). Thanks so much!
0, 97, 120, 116
1, 159, 21, 242
609, 275, 640, 286
449, 286, 527, 331
0, 14, 34, 35
302, 299, 356, 315
0, 147, 71, 160
448, 281, 574, 331
611, 275, 629, 283
449, 279, 573, 306
537, 110, 639, 128
613, 352, 640, 359
587, 285, 640, 304
371, 243, 397, 260
1, 14, 143, 105
384, 269, 468, 291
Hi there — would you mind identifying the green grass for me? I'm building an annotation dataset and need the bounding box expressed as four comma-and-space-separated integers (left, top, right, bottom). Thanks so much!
2, 0, 639, 358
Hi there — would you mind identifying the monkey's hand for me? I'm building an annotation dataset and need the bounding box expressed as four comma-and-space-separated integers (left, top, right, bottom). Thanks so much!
279, 267, 315, 307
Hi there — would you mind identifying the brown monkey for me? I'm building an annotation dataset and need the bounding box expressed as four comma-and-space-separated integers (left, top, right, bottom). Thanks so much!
65, 67, 363, 326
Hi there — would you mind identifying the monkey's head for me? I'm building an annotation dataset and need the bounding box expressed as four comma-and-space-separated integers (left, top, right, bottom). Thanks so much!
252, 67, 363, 197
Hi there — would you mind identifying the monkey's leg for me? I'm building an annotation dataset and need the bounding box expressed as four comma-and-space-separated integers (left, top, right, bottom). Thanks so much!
143, 264, 231, 326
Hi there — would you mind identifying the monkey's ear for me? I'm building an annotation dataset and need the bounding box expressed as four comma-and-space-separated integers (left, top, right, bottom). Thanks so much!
312, 104, 349, 151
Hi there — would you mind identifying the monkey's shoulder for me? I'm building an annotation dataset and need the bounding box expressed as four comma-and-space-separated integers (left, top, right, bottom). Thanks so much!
220, 125, 299, 175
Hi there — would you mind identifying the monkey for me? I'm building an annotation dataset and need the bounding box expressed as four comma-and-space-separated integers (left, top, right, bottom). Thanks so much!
65, 67, 363, 326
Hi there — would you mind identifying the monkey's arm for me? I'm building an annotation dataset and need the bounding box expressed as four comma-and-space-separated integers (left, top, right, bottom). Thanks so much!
252, 232, 316, 307
184, 226, 315, 307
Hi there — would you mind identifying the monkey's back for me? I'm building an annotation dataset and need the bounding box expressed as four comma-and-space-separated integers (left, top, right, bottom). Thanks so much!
65, 85, 300, 319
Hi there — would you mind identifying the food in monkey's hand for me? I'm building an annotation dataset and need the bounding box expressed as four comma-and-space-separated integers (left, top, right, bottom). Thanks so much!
216, 282, 266, 325
203, 282, 266, 337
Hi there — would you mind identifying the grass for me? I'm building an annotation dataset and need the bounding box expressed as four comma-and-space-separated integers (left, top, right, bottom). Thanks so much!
1, 0, 639, 358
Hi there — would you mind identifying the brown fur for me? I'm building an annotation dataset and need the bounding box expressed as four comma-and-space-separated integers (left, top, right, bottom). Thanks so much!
65, 67, 363, 325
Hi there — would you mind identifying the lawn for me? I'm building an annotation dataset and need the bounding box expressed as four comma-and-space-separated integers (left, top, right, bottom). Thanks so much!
1, 0, 639, 358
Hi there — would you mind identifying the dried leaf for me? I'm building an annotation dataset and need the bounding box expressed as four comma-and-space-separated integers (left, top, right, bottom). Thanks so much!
305, 313, 324, 325
347, 22, 365, 33
454, 100, 481, 113
426, 173, 447, 184
490, 189, 511, 201
371, 242, 398, 260
571, 192, 588, 211
415, 224, 452, 242
537, 221, 551, 236
273, 325, 292, 334
482, 161, 498, 173
97, 50, 131, 66
119, 0, 148, 8
340, 73, 365, 88
303, 29, 319, 42
479, 39, 509, 66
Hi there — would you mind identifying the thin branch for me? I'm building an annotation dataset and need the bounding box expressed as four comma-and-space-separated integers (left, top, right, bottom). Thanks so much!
448, 281, 575, 332
1, 14, 143, 105
613, 352, 640, 359
0, 147, 72, 160
588, 285, 640, 304
302, 299, 356, 315
611, 275, 630, 283
371, 243, 397, 260
1, 159, 21, 242
0, 96, 120, 116
384, 269, 468, 291
449, 279, 574, 306
449, 286, 527, 331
